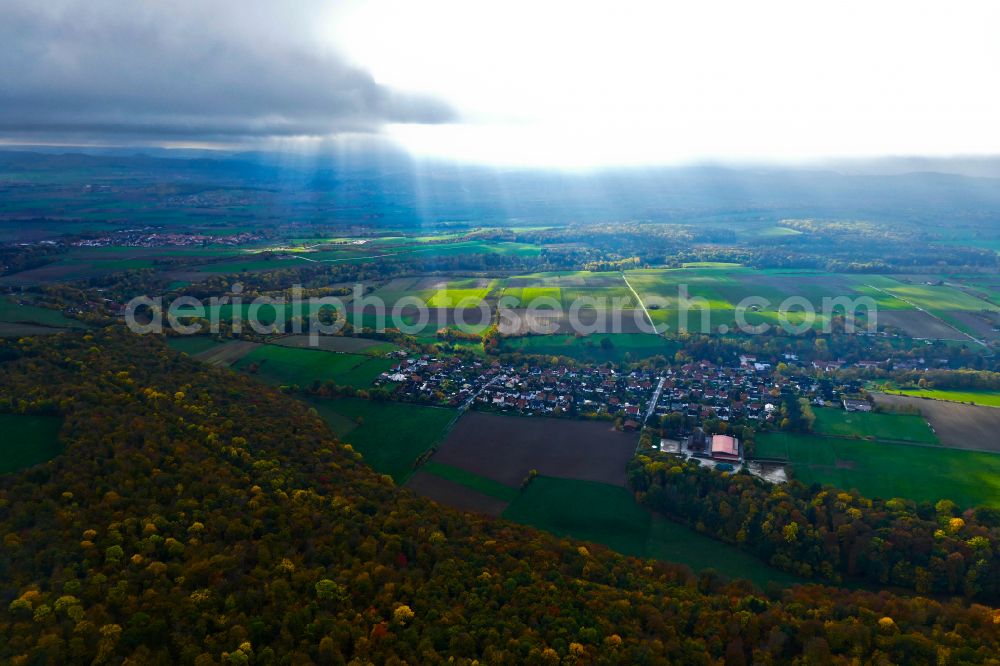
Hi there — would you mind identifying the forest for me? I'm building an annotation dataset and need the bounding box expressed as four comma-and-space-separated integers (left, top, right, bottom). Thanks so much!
0, 328, 999, 664
628, 439, 999, 599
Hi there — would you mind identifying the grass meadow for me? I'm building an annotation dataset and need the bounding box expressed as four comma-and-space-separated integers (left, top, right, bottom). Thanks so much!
501, 333, 679, 363
0, 414, 63, 473
755, 432, 1000, 507
233, 345, 394, 388
811, 407, 939, 443
501, 476, 803, 587
311, 398, 456, 483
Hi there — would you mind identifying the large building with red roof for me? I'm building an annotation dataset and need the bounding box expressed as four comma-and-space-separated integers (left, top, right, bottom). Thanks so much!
710, 434, 740, 462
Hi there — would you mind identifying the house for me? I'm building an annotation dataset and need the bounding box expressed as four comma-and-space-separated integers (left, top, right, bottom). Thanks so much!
843, 397, 872, 412
710, 434, 740, 462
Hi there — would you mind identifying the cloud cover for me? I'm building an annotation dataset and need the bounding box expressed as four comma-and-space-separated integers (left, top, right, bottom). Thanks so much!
0, 1, 454, 143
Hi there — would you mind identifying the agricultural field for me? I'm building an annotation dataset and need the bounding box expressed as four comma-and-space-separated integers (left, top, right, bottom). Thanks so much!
405, 471, 510, 517
311, 397, 456, 483
431, 412, 636, 487
755, 431, 1000, 507
0, 323, 67, 337
501, 476, 803, 587
0, 254, 156, 283
290, 239, 541, 267
1, 245, 268, 284
935, 310, 1000, 342
947, 274, 1000, 305
190, 340, 260, 367
0, 414, 63, 473
166, 335, 229, 356
498, 308, 652, 336
502, 271, 636, 309
811, 407, 938, 444
232, 345, 394, 388
173, 301, 344, 328
371, 276, 499, 308
402, 240, 540, 259
617, 266, 998, 340
194, 254, 306, 273
425, 278, 500, 307
873, 310, 966, 340
869, 277, 994, 311
624, 266, 881, 335
270, 334, 400, 355
873, 393, 1000, 451
877, 387, 1000, 408
500, 333, 679, 363
418, 461, 520, 503
0, 298, 87, 329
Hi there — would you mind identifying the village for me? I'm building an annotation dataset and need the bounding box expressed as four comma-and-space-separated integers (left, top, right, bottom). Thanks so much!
375, 351, 867, 440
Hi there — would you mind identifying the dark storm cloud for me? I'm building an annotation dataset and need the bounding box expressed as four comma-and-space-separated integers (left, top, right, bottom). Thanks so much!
0, 1, 454, 143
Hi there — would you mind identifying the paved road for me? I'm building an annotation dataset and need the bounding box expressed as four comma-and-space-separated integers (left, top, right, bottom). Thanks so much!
644, 376, 666, 424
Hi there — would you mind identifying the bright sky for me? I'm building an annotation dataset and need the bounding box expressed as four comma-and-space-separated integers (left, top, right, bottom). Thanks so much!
327, 0, 1000, 167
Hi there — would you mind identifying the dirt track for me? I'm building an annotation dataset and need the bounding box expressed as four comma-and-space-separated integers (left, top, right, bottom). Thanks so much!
432, 412, 637, 487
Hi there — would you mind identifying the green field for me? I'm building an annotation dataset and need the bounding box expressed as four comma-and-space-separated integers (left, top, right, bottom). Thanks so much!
421, 461, 520, 502
502, 476, 802, 587
0, 414, 63, 473
608, 267, 1000, 340
405, 240, 541, 259
196, 256, 304, 273
877, 281, 994, 311
173, 301, 342, 327
424, 278, 499, 307
755, 432, 1000, 507
502, 271, 635, 309
270, 335, 400, 355
0, 298, 86, 329
880, 388, 1000, 408
311, 398, 456, 482
624, 266, 890, 334
233, 345, 394, 388
812, 407, 939, 443
502, 333, 678, 363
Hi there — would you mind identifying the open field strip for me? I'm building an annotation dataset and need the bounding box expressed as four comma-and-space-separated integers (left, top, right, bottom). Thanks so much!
879, 388, 1000, 408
